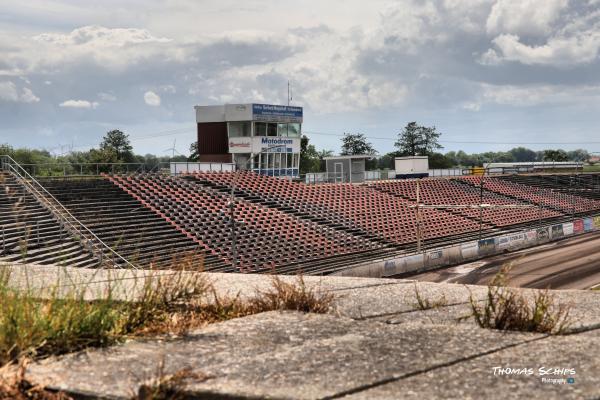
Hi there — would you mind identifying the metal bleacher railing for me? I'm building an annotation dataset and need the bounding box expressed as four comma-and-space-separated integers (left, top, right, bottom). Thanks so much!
0, 155, 137, 269
16, 162, 171, 176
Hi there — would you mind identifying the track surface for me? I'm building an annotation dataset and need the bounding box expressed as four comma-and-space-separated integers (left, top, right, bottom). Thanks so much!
409, 231, 600, 289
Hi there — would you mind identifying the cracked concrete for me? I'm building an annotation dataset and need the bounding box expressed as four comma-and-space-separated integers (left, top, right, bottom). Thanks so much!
6, 264, 598, 399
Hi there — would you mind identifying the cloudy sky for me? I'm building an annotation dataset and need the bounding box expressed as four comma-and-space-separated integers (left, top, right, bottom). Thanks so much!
1, 0, 600, 156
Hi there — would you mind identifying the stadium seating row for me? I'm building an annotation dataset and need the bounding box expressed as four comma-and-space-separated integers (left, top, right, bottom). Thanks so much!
106, 174, 385, 272
369, 178, 564, 227
190, 172, 489, 246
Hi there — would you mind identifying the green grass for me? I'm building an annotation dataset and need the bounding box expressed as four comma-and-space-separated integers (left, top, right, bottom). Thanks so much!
0, 268, 335, 367
582, 165, 600, 172
0, 267, 209, 365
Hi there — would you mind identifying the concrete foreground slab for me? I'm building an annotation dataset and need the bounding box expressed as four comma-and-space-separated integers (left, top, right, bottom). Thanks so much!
26, 311, 539, 400
5, 263, 600, 399
348, 334, 600, 400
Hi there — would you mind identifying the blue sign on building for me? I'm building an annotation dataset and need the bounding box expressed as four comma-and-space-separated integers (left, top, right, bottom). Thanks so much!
252, 104, 303, 123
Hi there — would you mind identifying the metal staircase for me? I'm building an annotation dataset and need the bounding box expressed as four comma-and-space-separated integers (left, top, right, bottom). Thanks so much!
0, 155, 135, 268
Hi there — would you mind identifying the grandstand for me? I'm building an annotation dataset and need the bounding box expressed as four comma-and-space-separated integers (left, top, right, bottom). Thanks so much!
2, 162, 600, 274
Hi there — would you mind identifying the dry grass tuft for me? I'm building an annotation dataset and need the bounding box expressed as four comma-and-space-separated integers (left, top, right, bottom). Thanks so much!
413, 282, 448, 310
0, 360, 72, 400
134, 359, 210, 400
250, 275, 335, 314
464, 263, 572, 334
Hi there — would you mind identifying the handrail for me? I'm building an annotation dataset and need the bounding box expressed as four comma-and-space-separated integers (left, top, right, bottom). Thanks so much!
0, 155, 137, 269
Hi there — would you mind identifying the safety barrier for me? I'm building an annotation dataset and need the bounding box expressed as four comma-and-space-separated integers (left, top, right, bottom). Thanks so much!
333, 215, 600, 278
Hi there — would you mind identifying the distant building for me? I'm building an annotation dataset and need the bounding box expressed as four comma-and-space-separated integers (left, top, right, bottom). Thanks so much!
394, 156, 429, 178
194, 103, 302, 177
323, 155, 371, 183
484, 161, 583, 173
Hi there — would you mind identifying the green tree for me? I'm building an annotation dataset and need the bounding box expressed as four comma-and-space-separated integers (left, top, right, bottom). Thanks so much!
395, 122, 443, 156
395, 122, 421, 156
428, 152, 453, 169
300, 135, 321, 174
543, 149, 569, 162
188, 141, 199, 161
509, 147, 537, 162
567, 149, 589, 162
420, 126, 443, 154
317, 149, 334, 171
100, 130, 134, 162
340, 133, 377, 156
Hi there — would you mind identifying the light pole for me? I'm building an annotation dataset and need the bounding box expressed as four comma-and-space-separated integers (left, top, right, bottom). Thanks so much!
228, 144, 287, 271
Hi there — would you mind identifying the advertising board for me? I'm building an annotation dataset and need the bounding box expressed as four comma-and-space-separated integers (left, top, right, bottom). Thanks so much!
228, 137, 301, 154
478, 238, 496, 256
573, 219, 584, 234
537, 227, 550, 242
228, 137, 252, 153
551, 224, 564, 239
252, 104, 303, 123
461, 241, 478, 259
562, 222, 574, 236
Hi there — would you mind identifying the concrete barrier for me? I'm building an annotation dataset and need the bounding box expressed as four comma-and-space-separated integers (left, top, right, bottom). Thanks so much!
334, 214, 600, 278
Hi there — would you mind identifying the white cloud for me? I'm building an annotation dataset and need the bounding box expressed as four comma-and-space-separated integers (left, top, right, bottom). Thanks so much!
462, 102, 481, 111
98, 92, 117, 101
33, 25, 171, 47
486, 0, 568, 36
144, 91, 161, 106
482, 4, 600, 67
0, 81, 40, 103
487, 31, 600, 66
480, 83, 600, 106
20, 87, 40, 103
59, 99, 99, 109
0, 82, 19, 102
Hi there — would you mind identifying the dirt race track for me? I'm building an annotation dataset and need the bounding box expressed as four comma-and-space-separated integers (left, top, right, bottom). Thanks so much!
410, 231, 600, 289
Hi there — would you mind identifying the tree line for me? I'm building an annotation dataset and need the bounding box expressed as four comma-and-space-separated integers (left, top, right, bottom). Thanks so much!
2, 126, 592, 176
1, 130, 187, 175
300, 122, 591, 174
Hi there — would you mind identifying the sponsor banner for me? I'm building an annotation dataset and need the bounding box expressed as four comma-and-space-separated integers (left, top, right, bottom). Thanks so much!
252, 104, 303, 123
228, 137, 252, 153
594, 216, 600, 229
478, 238, 496, 255
508, 233, 525, 247
551, 224, 564, 239
256, 137, 300, 153
525, 230, 538, 242
497, 233, 526, 249
427, 250, 444, 266
537, 227, 550, 242
228, 137, 301, 154
584, 218, 593, 232
461, 241, 478, 259
573, 219, 584, 234
562, 222, 574, 236
496, 235, 511, 249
